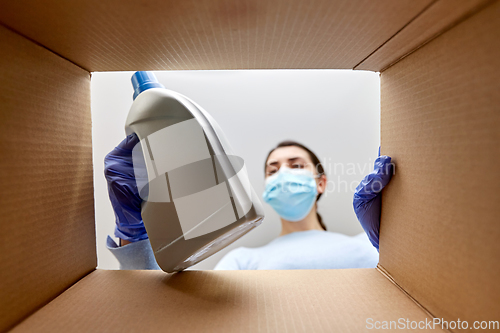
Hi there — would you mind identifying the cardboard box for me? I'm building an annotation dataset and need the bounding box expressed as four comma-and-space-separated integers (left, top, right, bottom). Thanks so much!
0, 0, 498, 331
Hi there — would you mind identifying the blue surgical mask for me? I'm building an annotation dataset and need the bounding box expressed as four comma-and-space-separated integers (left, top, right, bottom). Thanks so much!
262, 166, 318, 222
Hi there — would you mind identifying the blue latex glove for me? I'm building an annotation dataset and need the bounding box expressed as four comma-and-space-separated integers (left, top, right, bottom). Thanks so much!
353, 148, 393, 251
104, 133, 148, 243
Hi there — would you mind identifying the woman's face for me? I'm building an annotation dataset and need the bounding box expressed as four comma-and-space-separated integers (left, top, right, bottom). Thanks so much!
265, 146, 318, 178
265, 146, 327, 197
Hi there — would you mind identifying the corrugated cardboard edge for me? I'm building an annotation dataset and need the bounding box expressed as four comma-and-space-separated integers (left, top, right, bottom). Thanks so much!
376, 264, 452, 333
352, 0, 439, 70
354, 0, 496, 72
8, 268, 97, 330
0, 23, 89, 72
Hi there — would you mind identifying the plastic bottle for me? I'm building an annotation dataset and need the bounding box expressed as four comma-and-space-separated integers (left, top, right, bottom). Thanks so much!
125, 71, 264, 272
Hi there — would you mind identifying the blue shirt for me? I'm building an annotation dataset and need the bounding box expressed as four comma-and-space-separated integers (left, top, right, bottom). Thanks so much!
214, 230, 379, 270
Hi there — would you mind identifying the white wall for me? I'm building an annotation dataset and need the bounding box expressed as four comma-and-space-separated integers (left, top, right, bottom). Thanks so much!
91, 70, 380, 270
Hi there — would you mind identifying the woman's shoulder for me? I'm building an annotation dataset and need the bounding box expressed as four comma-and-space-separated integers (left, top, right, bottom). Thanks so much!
289, 230, 351, 241
295, 230, 374, 249
214, 246, 260, 270
322, 230, 370, 240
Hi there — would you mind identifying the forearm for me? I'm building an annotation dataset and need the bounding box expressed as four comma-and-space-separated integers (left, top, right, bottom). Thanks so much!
119, 238, 132, 246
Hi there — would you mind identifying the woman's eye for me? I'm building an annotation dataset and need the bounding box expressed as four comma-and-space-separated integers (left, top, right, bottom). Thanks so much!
268, 170, 277, 176
292, 164, 304, 169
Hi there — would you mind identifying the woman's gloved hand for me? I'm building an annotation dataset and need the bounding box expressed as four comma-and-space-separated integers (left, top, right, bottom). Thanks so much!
104, 133, 148, 243
353, 148, 394, 251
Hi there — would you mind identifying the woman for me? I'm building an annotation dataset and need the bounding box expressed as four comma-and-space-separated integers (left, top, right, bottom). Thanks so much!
214, 140, 384, 270
104, 135, 392, 270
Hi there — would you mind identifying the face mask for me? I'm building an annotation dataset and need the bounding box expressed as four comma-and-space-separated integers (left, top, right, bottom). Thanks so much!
262, 166, 319, 222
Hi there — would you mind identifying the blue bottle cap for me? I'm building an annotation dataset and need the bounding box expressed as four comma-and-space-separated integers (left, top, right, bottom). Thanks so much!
131, 71, 165, 100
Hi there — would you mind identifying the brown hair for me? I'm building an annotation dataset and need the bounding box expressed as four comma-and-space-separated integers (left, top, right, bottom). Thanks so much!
264, 140, 327, 231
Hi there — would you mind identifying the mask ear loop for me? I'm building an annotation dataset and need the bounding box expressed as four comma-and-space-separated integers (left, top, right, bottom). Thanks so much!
314, 173, 325, 195
313, 171, 325, 179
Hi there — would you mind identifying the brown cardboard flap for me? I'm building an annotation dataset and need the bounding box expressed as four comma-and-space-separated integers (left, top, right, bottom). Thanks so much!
10, 269, 441, 332
379, 0, 500, 325
355, 0, 493, 72
0, 25, 96, 332
0, 0, 431, 71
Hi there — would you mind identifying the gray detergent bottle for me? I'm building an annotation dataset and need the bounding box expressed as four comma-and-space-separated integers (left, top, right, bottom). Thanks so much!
125, 71, 264, 272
